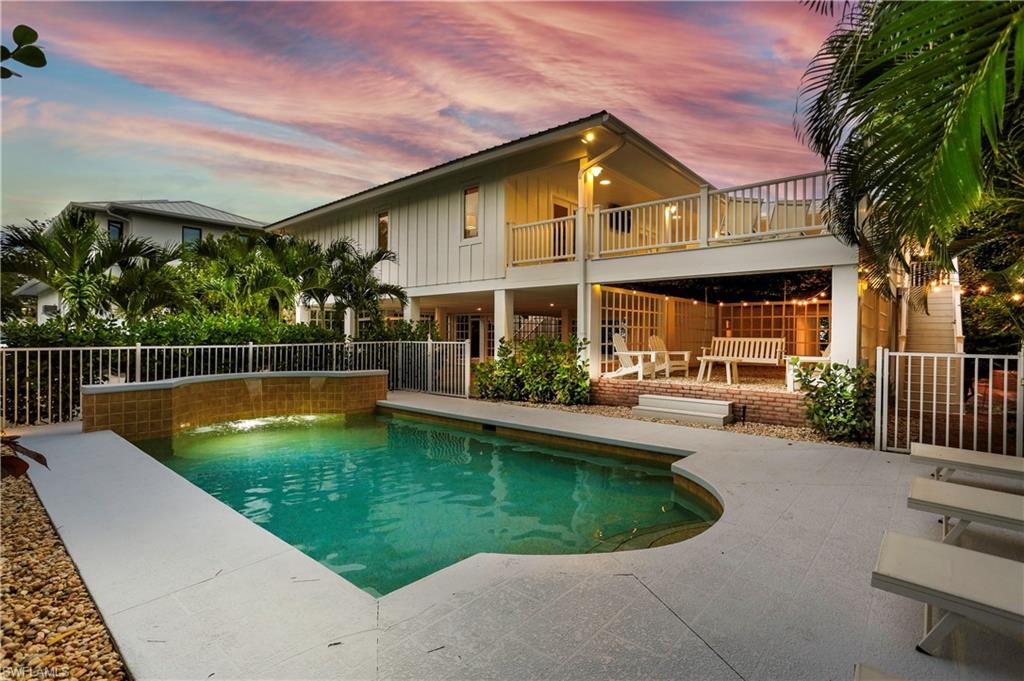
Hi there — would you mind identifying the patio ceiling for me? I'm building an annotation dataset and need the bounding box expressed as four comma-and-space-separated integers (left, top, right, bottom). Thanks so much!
623, 268, 833, 304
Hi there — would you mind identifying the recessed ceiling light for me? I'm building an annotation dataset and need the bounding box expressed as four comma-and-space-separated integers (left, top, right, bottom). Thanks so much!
599, 179, 611, 185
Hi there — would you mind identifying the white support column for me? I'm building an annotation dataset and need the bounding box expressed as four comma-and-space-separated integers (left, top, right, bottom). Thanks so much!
434, 307, 448, 340
294, 298, 309, 324
477, 316, 488, 361
831, 264, 860, 366
493, 289, 514, 358
577, 283, 602, 378
404, 297, 420, 323
342, 308, 356, 339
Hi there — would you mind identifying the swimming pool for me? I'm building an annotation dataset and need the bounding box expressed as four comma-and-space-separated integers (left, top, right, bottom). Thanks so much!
140, 413, 717, 596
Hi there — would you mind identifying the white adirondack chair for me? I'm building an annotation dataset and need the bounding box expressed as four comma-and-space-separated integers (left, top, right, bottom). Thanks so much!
607, 333, 656, 380
648, 335, 691, 378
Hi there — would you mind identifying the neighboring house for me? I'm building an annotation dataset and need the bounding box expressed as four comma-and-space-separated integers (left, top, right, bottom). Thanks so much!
267, 111, 960, 377
14, 199, 265, 323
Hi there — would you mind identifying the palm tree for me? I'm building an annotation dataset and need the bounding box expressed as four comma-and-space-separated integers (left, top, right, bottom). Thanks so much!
187, 232, 299, 318
1, 207, 163, 328
798, 2, 1024, 287
108, 245, 196, 324
330, 247, 407, 337
298, 238, 357, 327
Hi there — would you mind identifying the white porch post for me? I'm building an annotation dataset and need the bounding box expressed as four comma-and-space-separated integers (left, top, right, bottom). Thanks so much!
294, 298, 309, 324
493, 290, 514, 358
578, 283, 602, 378
831, 264, 860, 366
477, 316, 489, 360
433, 307, 448, 340
404, 296, 420, 323
342, 308, 356, 338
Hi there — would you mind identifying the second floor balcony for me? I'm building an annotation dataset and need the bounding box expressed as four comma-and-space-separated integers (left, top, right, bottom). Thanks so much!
507, 171, 830, 267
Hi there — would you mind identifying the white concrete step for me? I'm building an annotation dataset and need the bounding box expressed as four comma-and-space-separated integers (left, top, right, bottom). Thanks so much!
632, 405, 734, 426
637, 394, 733, 417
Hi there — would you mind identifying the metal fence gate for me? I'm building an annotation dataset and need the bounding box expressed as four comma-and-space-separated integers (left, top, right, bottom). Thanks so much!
1, 340, 471, 427
874, 347, 1022, 455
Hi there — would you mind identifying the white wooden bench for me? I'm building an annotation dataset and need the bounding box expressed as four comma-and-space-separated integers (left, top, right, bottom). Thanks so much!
909, 442, 1024, 484
696, 336, 784, 385
871, 530, 1024, 655
908, 477, 1024, 544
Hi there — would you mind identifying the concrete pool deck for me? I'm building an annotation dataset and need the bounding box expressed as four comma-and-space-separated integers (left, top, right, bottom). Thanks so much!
19, 392, 1024, 680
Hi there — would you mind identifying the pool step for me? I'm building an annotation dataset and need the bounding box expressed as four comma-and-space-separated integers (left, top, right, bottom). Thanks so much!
632, 394, 734, 426
588, 519, 714, 553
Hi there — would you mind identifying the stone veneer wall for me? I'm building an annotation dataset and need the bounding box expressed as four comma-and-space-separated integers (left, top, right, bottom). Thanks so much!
82, 372, 388, 442
591, 377, 809, 428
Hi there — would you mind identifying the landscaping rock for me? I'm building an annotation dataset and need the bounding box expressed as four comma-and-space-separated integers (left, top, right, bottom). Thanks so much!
1, 472, 127, 680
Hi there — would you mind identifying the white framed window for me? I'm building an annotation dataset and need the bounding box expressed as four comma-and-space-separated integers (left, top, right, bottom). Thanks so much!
377, 211, 389, 251
463, 186, 479, 240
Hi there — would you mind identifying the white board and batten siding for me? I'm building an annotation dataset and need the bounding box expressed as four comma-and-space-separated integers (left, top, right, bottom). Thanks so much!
293, 174, 507, 290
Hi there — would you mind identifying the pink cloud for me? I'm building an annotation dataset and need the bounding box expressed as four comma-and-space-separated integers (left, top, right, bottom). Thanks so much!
2, 2, 836, 211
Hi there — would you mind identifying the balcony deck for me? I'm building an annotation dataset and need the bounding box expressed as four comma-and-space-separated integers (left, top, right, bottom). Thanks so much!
508, 171, 829, 267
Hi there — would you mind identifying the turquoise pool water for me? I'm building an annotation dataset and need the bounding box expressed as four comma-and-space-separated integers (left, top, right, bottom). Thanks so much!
140, 414, 715, 596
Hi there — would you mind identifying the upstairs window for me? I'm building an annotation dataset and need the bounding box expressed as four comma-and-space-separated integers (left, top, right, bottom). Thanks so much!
377, 211, 389, 251
107, 220, 123, 242
463, 186, 479, 239
182, 226, 203, 244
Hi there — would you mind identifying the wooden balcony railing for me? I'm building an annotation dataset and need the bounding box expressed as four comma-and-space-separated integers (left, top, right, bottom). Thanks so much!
507, 171, 831, 266
508, 215, 576, 266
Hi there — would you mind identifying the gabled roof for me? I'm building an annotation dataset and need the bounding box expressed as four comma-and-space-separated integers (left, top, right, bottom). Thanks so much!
72, 199, 265, 229
266, 111, 710, 232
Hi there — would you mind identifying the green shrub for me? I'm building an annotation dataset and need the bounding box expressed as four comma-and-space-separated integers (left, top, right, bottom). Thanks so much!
476, 336, 590, 405
0, 313, 342, 348
358, 318, 438, 341
793, 360, 875, 442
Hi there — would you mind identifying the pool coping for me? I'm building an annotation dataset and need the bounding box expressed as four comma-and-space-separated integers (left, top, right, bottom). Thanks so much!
20, 392, 1024, 680
81, 369, 389, 394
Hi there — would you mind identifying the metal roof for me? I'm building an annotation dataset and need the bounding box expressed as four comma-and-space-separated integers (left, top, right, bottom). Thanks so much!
73, 199, 265, 228
266, 111, 709, 232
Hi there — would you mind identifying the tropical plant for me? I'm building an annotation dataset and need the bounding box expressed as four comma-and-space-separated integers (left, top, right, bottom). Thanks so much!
2, 25, 46, 79
359, 318, 438, 341
0, 271, 34, 321
792, 360, 875, 442
329, 247, 407, 336
1, 436, 47, 479
108, 245, 196, 324
1, 208, 164, 328
298, 238, 357, 327
476, 337, 590, 405
798, 2, 1024, 288
185, 232, 299, 318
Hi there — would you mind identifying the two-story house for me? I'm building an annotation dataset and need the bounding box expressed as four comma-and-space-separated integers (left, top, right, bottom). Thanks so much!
15, 199, 265, 323
268, 111, 961, 379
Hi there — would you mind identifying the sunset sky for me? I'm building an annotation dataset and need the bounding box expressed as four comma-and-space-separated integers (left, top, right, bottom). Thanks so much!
1, 2, 836, 225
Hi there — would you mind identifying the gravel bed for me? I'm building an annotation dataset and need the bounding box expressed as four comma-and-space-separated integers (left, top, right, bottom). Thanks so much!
1, 473, 127, 679
486, 400, 872, 449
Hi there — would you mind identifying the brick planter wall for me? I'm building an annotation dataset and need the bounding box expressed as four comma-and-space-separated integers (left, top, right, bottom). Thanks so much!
591, 377, 809, 428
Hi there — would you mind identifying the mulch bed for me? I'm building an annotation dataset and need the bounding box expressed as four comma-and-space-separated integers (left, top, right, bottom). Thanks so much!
1, 473, 127, 679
